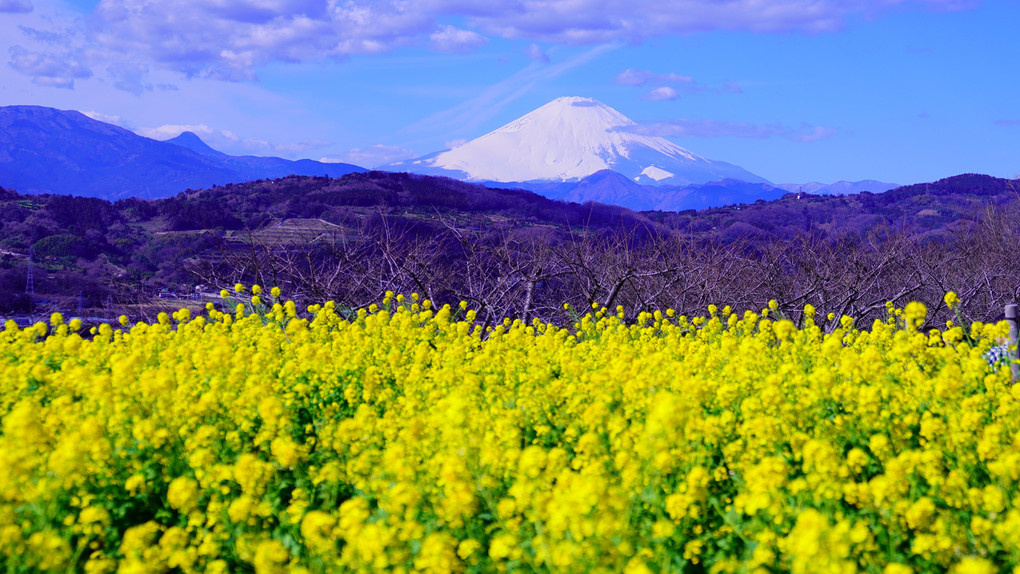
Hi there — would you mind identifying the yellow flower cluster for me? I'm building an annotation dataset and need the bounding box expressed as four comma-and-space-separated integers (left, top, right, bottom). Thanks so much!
0, 294, 1018, 573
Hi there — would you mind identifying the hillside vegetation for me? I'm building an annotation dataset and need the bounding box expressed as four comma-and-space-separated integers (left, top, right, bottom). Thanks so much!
0, 171, 1017, 330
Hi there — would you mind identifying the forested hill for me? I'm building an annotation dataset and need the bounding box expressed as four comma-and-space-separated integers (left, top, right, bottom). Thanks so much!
646, 173, 1018, 241
154, 171, 652, 232
0, 171, 1017, 323
136, 170, 1020, 241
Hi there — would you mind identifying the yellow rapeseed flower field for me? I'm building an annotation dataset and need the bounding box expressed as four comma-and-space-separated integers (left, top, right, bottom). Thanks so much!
1, 291, 1018, 573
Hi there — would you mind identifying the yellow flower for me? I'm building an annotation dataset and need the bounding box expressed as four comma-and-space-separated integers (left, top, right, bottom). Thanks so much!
952, 557, 996, 574
270, 437, 304, 468
904, 301, 927, 330
624, 557, 654, 574
944, 291, 960, 309
300, 511, 335, 551
79, 506, 110, 526
8, 293, 1020, 571
167, 476, 200, 513
253, 539, 290, 574
489, 533, 517, 560
228, 496, 255, 524
457, 539, 481, 560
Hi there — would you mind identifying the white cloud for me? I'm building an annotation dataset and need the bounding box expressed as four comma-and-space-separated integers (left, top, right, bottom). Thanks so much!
17, 24, 73, 45
273, 139, 332, 153
81, 110, 125, 125
616, 68, 744, 101
429, 25, 488, 53
7, 44, 91, 87
0, 0, 32, 13
136, 123, 215, 140
134, 123, 332, 156
0, 0, 978, 99
479, 0, 978, 42
89, 0, 438, 80
623, 118, 838, 141
645, 86, 680, 101
794, 125, 838, 142
444, 138, 468, 149
330, 144, 416, 167
525, 43, 549, 63
615, 68, 693, 86
2, 6, 98, 89
75, 0, 975, 82
405, 43, 620, 141
107, 61, 151, 95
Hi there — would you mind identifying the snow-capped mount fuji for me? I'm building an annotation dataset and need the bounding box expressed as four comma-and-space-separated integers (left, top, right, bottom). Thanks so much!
389, 96, 767, 187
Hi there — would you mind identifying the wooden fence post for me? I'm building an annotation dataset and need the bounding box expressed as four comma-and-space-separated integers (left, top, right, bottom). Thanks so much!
1007, 304, 1019, 381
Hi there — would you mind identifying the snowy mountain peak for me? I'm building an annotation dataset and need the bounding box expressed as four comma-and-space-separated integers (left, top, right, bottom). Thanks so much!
495, 96, 634, 136
394, 97, 767, 186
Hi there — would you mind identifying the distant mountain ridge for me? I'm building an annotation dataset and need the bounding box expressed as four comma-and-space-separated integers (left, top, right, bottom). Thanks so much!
0, 103, 906, 211
775, 180, 899, 195
504, 172, 787, 211
0, 105, 365, 200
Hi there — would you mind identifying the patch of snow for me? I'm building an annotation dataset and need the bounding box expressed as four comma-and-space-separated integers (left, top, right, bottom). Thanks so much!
640, 165, 674, 181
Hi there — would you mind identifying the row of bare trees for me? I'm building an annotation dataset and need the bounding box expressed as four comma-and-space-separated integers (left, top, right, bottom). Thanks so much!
184, 200, 1020, 333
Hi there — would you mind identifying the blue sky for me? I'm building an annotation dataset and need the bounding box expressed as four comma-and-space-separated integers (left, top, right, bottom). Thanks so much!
1, 0, 1017, 185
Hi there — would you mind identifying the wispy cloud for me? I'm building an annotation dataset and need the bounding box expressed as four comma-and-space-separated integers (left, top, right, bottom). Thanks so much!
3, 8, 97, 89
327, 144, 416, 167
429, 25, 488, 53
525, 43, 550, 63
65, 0, 977, 83
471, 0, 978, 42
444, 138, 469, 149
81, 110, 126, 126
0, 0, 32, 13
624, 119, 837, 142
615, 67, 741, 100
136, 123, 330, 156
646, 86, 680, 101
615, 69, 693, 86
8, 44, 91, 88
137, 123, 217, 140
106, 62, 151, 95
403, 43, 620, 142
